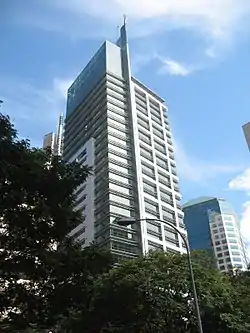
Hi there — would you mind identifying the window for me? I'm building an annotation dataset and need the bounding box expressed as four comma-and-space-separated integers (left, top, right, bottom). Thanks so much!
108, 118, 127, 130
137, 115, 149, 129
164, 228, 178, 242
145, 199, 159, 214
220, 265, 225, 270
217, 253, 223, 258
111, 228, 135, 240
230, 245, 239, 250
232, 251, 241, 256
109, 172, 130, 185
155, 142, 166, 154
109, 127, 127, 138
107, 110, 125, 122
147, 221, 161, 234
77, 148, 87, 160
109, 163, 129, 175
162, 207, 175, 221
148, 241, 163, 252
109, 194, 131, 206
112, 241, 137, 254
141, 161, 155, 178
71, 225, 86, 240
109, 183, 130, 195
218, 259, 224, 264
108, 143, 128, 155
224, 215, 233, 221
156, 154, 169, 170
153, 126, 164, 139
226, 227, 235, 232
110, 205, 132, 217
109, 135, 127, 147
216, 246, 222, 251
140, 144, 153, 158
143, 179, 157, 196
139, 131, 151, 145
140, 149, 153, 162
215, 241, 220, 246
227, 233, 237, 238
160, 189, 172, 204
233, 257, 242, 262
109, 153, 129, 165
108, 95, 126, 108
151, 114, 162, 125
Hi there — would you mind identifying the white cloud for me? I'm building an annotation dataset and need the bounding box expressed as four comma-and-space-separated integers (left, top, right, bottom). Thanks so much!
0, 76, 72, 146
45, 0, 250, 39
132, 53, 198, 76
174, 140, 243, 184
229, 168, 250, 193
53, 78, 74, 100
229, 169, 250, 260
158, 57, 195, 76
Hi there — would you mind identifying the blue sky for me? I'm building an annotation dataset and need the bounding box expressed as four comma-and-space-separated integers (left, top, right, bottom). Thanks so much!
1, 0, 250, 252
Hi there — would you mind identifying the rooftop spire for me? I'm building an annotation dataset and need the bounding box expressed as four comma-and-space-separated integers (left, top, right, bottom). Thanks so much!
123, 14, 127, 25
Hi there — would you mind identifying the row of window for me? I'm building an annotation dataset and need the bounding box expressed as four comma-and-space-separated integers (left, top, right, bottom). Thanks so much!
218, 257, 243, 264
144, 198, 176, 219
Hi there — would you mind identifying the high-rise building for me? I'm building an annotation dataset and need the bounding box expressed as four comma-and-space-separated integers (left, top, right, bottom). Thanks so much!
242, 122, 250, 151
183, 196, 248, 272
64, 23, 186, 262
43, 114, 64, 156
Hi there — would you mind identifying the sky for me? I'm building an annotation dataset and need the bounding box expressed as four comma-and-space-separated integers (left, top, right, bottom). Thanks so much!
1, 0, 250, 256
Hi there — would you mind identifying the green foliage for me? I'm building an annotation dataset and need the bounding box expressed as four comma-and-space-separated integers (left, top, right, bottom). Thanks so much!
0, 114, 112, 332
63, 250, 250, 333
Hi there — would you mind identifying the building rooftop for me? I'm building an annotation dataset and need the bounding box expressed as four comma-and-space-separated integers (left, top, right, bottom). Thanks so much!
182, 196, 217, 208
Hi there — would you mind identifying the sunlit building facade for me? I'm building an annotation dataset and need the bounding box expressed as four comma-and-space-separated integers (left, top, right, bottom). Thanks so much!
64, 23, 186, 262
183, 196, 248, 272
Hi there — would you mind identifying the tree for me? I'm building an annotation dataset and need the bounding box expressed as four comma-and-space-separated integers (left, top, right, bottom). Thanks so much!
0, 114, 112, 332
64, 250, 250, 333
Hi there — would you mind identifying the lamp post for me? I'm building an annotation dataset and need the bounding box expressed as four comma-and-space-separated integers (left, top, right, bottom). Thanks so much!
114, 217, 203, 333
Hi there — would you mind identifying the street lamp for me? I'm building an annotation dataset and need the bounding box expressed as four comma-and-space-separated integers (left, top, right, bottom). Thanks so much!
114, 216, 203, 333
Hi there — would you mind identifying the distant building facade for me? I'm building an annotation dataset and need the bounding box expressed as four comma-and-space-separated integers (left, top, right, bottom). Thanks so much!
242, 122, 250, 151
183, 196, 248, 272
43, 114, 63, 156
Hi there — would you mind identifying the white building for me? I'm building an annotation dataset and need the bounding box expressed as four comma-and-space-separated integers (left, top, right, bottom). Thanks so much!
208, 210, 248, 272
63, 23, 186, 262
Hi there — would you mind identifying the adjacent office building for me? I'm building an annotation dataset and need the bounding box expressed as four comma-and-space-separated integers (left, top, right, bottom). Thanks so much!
64, 23, 186, 262
242, 122, 250, 151
183, 196, 248, 272
43, 114, 64, 156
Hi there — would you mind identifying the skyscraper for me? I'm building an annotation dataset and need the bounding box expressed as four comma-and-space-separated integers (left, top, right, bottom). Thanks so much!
43, 114, 64, 156
183, 196, 248, 272
64, 23, 186, 262
242, 122, 250, 151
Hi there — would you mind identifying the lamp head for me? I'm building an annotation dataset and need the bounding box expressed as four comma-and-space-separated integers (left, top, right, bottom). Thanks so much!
114, 217, 137, 226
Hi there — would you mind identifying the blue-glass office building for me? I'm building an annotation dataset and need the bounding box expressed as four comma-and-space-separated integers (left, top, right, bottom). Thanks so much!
183, 196, 248, 272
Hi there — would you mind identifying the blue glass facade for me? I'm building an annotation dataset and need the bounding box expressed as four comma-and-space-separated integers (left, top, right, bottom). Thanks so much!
66, 43, 107, 117
183, 197, 220, 251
